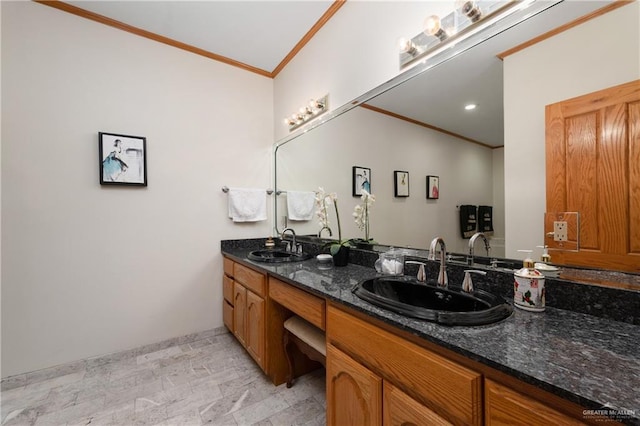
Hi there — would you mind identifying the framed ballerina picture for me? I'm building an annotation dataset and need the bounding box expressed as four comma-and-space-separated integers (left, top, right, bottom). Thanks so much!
394, 171, 409, 197
427, 175, 439, 199
352, 166, 371, 196
99, 132, 147, 186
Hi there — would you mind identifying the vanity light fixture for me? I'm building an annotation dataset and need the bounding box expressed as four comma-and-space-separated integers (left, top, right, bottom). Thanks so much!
284, 94, 329, 131
423, 15, 449, 41
457, 0, 483, 22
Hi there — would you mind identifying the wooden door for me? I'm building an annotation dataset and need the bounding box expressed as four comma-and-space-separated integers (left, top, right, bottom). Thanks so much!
382, 382, 452, 426
546, 79, 640, 272
246, 290, 265, 368
233, 282, 246, 346
327, 344, 382, 426
485, 380, 586, 425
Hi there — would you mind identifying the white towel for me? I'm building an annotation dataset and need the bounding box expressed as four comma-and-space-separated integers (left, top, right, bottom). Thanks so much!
227, 188, 267, 222
286, 191, 316, 221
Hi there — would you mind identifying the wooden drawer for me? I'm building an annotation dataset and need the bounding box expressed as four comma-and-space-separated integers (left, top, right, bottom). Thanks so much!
223, 300, 234, 332
384, 381, 452, 426
223, 275, 234, 304
234, 263, 265, 296
223, 257, 234, 277
327, 305, 482, 426
269, 278, 326, 330
485, 380, 586, 425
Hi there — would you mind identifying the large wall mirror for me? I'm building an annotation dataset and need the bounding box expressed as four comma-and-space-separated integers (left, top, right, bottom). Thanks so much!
274, 1, 633, 270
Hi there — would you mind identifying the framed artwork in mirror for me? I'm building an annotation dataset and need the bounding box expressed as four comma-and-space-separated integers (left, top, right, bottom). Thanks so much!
394, 171, 409, 197
427, 175, 439, 199
99, 132, 147, 186
353, 166, 371, 196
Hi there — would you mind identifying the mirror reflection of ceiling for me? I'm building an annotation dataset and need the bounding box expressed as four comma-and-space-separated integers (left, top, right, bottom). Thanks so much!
365, 0, 614, 148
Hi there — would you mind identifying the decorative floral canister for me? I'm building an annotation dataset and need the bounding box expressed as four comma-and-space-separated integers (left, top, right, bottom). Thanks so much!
513, 267, 545, 312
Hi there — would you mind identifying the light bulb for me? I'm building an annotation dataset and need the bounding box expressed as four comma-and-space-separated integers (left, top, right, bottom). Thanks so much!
423, 15, 448, 41
397, 37, 417, 56
309, 98, 325, 110
464, 103, 477, 110
456, 0, 482, 22
299, 106, 312, 116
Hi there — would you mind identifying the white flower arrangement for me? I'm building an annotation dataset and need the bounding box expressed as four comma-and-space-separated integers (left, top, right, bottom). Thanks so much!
315, 187, 347, 255
353, 189, 376, 243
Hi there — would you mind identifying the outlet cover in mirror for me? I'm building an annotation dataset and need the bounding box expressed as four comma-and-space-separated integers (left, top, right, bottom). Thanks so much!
545, 212, 579, 251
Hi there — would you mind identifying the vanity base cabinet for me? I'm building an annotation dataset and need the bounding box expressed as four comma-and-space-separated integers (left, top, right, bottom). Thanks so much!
485, 379, 586, 425
326, 343, 452, 426
223, 256, 266, 372
327, 304, 482, 426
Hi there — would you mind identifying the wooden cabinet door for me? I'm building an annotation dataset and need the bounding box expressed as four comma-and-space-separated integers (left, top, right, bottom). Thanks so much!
233, 282, 246, 347
485, 380, 586, 426
327, 344, 382, 426
546, 79, 640, 272
246, 290, 265, 368
383, 382, 452, 426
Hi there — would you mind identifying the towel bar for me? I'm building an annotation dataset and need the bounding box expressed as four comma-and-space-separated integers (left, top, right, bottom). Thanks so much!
222, 186, 273, 195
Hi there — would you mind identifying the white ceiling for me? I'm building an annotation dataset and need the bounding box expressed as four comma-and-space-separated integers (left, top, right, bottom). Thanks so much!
66, 0, 335, 73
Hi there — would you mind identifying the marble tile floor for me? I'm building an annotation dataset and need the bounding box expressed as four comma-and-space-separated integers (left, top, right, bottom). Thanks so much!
0, 329, 326, 425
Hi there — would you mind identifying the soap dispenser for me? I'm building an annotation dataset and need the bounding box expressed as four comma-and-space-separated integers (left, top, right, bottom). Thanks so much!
513, 250, 545, 312
536, 245, 551, 263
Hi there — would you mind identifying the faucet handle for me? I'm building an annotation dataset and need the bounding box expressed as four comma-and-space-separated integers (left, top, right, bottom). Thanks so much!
462, 270, 486, 292
406, 261, 427, 282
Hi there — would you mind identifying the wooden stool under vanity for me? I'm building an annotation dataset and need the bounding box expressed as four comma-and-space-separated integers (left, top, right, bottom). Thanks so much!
283, 315, 326, 387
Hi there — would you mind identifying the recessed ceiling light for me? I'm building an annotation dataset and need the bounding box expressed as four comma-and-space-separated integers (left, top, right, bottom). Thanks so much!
464, 103, 477, 110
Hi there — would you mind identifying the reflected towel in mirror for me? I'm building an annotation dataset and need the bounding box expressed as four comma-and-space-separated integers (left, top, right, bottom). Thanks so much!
228, 188, 267, 222
286, 190, 316, 221
478, 205, 494, 236
459, 205, 477, 239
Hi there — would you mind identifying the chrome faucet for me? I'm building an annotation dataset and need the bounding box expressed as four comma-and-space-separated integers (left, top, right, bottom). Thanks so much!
429, 237, 448, 288
318, 226, 333, 238
281, 228, 297, 253
468, 232, 491, 266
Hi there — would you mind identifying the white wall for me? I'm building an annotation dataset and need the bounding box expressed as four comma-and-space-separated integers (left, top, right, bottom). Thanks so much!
491, 148, 505, 257
1, 2, 273, 377
503, 2, 640, 260
277, 107, 496, 254
274, 1, 454, 141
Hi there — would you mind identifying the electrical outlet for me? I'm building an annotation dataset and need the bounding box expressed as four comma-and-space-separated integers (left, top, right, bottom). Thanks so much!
554, 221, 568, 242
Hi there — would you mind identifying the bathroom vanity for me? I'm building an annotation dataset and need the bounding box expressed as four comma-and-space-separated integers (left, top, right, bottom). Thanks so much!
221, 239, 640, 425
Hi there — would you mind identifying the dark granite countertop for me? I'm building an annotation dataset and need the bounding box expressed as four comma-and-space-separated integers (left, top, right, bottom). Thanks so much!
222, 247, 640, 425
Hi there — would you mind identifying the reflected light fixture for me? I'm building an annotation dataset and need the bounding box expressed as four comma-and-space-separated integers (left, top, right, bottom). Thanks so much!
399, 1, 521, 69
457, 0, 483, 22
423, 15, 448, 41
465, 103, 477, 110
284, 94, 329, 131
